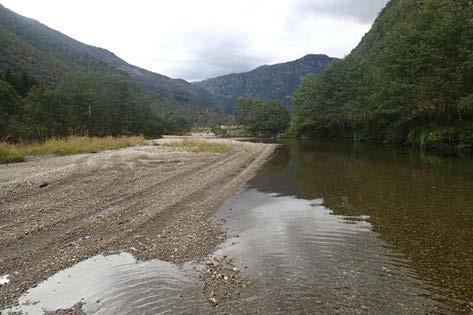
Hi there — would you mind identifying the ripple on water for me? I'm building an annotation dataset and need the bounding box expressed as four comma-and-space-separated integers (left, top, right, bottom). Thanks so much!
212, 188, 453, 313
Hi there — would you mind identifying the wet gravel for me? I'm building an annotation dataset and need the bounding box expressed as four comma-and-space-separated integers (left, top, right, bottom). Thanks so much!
0, 138, 275, 310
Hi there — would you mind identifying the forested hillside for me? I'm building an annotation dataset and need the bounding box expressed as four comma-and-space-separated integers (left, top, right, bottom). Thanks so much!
0, 4, 223, 112
195, 54, 334, 109
291, 0, 473, 152
0, 71, 166, 141
0, 4, 230, 141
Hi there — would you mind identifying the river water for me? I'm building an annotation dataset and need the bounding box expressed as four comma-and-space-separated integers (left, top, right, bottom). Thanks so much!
5, 140, 473, 314
213, 139, 473, 313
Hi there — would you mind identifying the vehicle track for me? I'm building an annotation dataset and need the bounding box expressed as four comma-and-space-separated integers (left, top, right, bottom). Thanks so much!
0, 139, 275, 308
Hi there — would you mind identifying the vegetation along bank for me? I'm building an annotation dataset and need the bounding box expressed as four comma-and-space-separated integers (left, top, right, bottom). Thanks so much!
289, 0, 473, 153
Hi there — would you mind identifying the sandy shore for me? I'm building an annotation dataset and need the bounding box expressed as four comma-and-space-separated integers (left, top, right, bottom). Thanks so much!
0, 137, 275, 308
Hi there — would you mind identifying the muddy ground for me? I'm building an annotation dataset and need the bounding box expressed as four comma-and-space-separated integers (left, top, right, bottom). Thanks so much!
0, 138, 275, 310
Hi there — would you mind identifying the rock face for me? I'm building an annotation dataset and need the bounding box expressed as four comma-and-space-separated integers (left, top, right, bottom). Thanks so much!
194, 54, 336, 109
0, 4, 222, 109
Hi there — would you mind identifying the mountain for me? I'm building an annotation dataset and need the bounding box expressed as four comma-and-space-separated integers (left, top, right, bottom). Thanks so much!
291, 0, 473, 152
194, 54, 335, 109
0, 4, 222, 110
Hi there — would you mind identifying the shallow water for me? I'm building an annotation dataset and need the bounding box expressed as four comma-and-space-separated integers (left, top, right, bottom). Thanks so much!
4, 253, 205, 314
5, 140, 473, 314
213, 139, 473, 313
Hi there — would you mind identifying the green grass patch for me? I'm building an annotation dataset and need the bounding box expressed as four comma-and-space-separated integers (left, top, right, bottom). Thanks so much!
0, 135, 146, 164
162, 140, 234, 153
0, 143, 26, 164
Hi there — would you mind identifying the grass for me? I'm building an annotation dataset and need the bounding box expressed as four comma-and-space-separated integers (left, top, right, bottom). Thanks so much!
0, 143, 25, 164
0, 135, 146, 164
162, 140, 234, 153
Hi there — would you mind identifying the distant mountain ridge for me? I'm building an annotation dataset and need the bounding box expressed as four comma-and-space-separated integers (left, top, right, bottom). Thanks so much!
0, 4, 222, 110
194, 54, 336, 108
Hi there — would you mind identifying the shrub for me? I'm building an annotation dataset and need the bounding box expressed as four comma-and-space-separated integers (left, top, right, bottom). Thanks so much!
420, 128, 458, 148
459, 131, 473, 146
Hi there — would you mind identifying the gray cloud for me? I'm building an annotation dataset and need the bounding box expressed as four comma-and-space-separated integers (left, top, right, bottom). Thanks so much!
167, 32, 268, 81
174, 52, 267, 82
172, 0, 390, 80
2, 0, 390, 81
292, 0, 389, 24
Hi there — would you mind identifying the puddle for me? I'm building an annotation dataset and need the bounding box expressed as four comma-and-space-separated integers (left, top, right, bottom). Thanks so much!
3, 253, 206, 314
0, 275, 10, 285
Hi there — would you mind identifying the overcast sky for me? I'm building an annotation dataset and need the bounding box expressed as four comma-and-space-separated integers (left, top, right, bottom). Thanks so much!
2, 0, 388, 81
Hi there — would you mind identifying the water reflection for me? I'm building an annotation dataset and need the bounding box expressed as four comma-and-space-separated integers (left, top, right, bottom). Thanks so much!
5, 140, 472, 314
5, 253, 205, 314
228, 139, 473, 312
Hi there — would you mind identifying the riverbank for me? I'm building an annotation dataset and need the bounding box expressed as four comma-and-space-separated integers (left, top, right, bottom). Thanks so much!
0, 136, 147, 164
0, 137, 276, 309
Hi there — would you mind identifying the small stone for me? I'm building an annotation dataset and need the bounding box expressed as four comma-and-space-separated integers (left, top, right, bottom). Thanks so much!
209, 297, 218, 306
39, 182, 49, 188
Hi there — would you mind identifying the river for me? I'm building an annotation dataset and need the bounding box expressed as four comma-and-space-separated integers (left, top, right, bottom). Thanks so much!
6, 139, 473, 314
214, 139, 473, 313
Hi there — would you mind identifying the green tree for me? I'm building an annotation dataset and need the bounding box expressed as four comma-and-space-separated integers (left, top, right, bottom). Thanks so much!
23, 86, 67, 140
235, 98, 290, 136
0, 80, 23, 141
164, 115, 192, 135
290, 0, 473, 149
235, 98, 257, 125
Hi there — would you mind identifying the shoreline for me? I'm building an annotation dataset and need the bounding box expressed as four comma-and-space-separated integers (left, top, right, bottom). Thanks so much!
0, 137, 276, 309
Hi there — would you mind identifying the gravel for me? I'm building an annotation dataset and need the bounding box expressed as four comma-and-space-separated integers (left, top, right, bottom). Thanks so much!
0, 138, 275, 309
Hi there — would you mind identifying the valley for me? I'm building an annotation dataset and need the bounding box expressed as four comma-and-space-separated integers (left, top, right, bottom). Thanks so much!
0, 0, 473, 313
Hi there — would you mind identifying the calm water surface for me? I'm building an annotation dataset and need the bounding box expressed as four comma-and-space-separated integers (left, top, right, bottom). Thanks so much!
5, 140, 473, 314
214, 139, 473, 313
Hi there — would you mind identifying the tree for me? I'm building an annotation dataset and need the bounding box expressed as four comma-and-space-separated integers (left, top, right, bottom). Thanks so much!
235, 98, 257, 125
55, 72, 165, 138
235, 98, 290, 136
24, 86, 67, 140
0, 80, 23, 141
289, 0, 473, 148
164, 115, 192, 135
0, 80, 21, 116
3, 70, 36, 96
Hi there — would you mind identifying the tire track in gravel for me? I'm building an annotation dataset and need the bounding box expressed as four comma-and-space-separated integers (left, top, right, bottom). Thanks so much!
0, 139, 276, 308
0, 148, 238, 275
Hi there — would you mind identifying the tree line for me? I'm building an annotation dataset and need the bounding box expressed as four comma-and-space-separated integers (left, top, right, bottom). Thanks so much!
0, 71, 192, 142
290, 0, 473, 151
235, 98, 290, 137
